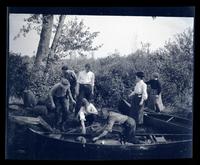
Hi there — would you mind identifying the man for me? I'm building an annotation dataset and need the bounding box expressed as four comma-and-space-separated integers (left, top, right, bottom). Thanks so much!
92, 109, 137, 144
61, 64, 77, 100
49, 78, 76, 131
75, 63, 95, 116
78, 98, 98, 134
145, 72, 165, 112
128, 71, 148, 125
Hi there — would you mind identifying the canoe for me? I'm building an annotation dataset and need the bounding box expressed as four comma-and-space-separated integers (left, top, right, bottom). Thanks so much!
143, 111, 192, 134
26, 125, 192, 160
118, 99, 192, 134
8, 113, 192, 160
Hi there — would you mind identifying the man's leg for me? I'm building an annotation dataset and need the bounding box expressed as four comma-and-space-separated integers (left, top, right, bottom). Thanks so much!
124, 117, 137, 143
74, 85, 85, 117
85, 85, 92, 101
54, 97, 62, 130
61, 98, 70, 131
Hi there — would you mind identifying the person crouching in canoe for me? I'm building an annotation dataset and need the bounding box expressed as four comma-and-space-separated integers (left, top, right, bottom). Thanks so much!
77, 98, 98, 134
92, 109, 137, 144
49, 78, 76, 131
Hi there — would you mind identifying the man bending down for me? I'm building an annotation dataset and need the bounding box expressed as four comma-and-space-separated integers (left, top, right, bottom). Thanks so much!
93, 109, 137, 144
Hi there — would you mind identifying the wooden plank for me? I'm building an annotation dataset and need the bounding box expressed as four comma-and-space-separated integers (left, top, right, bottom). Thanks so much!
166, 117, 174, 122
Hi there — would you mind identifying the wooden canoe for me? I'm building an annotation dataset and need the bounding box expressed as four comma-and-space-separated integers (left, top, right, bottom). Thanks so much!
8, 114, 192, 160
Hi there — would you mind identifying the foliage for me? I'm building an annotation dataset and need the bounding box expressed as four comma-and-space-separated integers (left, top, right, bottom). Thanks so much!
56, 17, 103, 58
9, 28, 193, 110
7, 53, 31, 98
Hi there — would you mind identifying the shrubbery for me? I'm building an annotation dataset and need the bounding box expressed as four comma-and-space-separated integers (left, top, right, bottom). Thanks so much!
8, 29, 193, 110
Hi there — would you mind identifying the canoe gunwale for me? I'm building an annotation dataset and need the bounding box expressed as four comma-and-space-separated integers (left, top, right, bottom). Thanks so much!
28, 127, 192, 149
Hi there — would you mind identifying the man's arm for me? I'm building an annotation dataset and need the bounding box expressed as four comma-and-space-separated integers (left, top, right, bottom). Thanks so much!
140, 84, 148, 105
71, 71, 78, 96
68, 88, 76, 104
49, 84, 58, 108
93, 130, 109, 141
81, 120, 86, 134
128, 87, 135, 97
157, 80, 162, 95
93, 119, 114, 141
76, 72, 81, 96
91, 72, 95, 94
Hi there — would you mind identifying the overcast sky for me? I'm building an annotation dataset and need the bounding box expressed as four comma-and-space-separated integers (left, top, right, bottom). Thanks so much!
9, 14, 194, 59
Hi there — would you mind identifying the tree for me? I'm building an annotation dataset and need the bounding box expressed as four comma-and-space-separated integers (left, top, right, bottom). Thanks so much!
14, 15, 102, 66
33, 15, 54, 70
54, 17, 102, 58
150, 28, 194, 106
43, 15, 66, 80
13, 14, 102, 97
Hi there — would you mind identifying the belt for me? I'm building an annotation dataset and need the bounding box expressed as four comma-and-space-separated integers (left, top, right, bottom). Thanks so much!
80, 83, 91, 86
135, 94, 142, 97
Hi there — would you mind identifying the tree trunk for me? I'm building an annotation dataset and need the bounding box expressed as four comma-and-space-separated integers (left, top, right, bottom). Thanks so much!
34, 14, 54, 70
43, 15, 66, 80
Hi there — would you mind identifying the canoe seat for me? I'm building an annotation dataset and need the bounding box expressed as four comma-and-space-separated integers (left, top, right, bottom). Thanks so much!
153, 136, 166, 143
166, 117, 174, 122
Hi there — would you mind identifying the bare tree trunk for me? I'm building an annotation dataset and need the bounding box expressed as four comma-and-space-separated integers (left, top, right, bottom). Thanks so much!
43, 15, 66, 80
34, 14, 54, 70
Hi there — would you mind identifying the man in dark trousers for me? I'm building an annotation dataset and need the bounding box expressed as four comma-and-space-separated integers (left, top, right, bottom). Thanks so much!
128, 72, 148, 125
75, 63, 95, 116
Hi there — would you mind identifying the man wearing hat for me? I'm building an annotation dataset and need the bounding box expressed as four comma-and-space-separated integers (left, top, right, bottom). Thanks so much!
49, 78, 76, 130
128, 71, 148, 125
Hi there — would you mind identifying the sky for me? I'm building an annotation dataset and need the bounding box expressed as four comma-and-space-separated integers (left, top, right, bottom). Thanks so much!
9, 14, 194, 59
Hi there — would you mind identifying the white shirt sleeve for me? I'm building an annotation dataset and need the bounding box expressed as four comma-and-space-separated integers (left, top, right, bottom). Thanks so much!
91, 72, 95, 87
77, 71, 82, 84
142, 83, 148, 100
79, 107, 86, 121
89, 104, 98, 114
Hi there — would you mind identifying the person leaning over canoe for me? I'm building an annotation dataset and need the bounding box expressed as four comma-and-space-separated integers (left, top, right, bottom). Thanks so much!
49, 78, 76, 131
128, 71, 148, 125
92, 109, 137, 144
78, 98, 98, 134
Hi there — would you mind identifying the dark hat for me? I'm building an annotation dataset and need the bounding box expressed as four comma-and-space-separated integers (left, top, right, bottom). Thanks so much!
153, 72, 159, 78
61, 64, 68, 70
136, 71, 145, 78
85, 63, 91, 69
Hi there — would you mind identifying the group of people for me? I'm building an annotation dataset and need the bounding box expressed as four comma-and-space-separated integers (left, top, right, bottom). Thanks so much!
48, 63, 165, 144
48, 63, 95, 131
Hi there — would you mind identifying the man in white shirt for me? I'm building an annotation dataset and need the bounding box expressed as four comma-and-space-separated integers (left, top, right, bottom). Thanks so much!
128, 71, 148, 125
75, 63, 95, 116
78, 98, 98, 134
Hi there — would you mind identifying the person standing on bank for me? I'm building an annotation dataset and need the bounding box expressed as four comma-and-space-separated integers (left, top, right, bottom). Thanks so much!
75, 63, 95, 116
61, 64, 78, 100
128, 72, 148, 125
145, 72, 165, 112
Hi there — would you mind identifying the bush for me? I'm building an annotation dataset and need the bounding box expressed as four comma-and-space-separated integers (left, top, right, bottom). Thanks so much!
8, 53, 31, 98
8, 28, 193, 110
